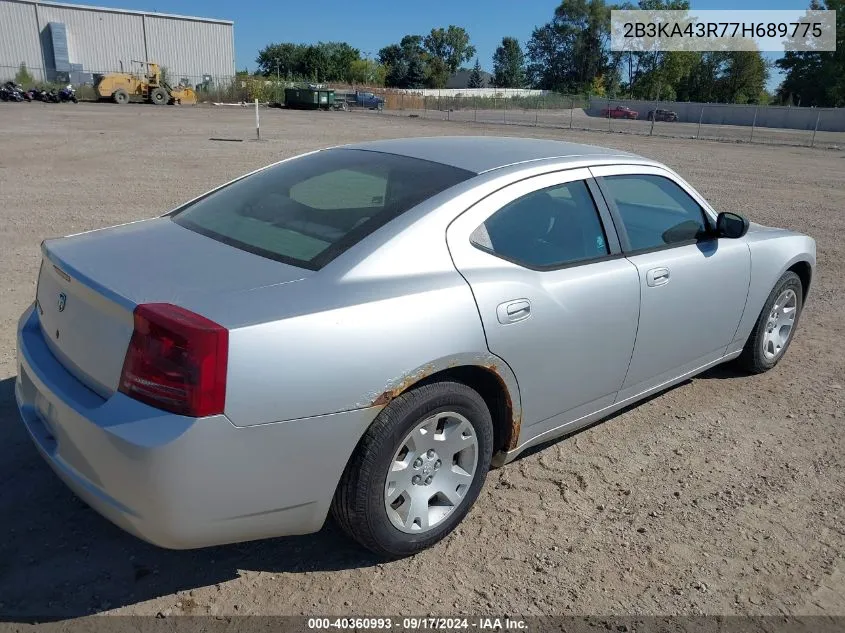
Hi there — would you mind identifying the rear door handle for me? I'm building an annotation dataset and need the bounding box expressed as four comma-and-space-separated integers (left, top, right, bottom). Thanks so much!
497, 299, 531, 324
646, 267, 670, 287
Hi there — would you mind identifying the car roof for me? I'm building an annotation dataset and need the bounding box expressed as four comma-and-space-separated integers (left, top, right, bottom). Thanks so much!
339, 136, 643, 175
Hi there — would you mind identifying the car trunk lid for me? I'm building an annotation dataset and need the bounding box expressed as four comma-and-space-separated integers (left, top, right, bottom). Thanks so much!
36, 217, 311, 397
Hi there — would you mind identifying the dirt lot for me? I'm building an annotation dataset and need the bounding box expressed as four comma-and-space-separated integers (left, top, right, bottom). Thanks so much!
0, 103, 843, 620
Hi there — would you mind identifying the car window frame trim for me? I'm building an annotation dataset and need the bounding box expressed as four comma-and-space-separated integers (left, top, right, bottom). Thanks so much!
466, 175, 626, 273
589, 165, 718, 256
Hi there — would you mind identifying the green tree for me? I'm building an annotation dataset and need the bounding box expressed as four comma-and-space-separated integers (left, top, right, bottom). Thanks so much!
777, 0, 844, 106
423, 26, 476, 75
588, 74, 607, 96
615, 0, 691, 97
349, 59, 386, 85
256, 42, 305, 78
425, 57, 450, 88
468, 59, 485, 88
406, 56, 427, 88
492, 37, 526, 88
526, 0, 616, 92
301, 45, 330, 82
321, 42, 361, 82
255, 41, 361, 82
380, 35, 428, 88
718, 51, 769, 103
14, 63, 33, 85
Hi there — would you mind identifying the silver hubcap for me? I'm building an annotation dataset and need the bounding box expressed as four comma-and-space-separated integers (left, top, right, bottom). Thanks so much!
384, 411, 478, 534
762, 289, 797, 360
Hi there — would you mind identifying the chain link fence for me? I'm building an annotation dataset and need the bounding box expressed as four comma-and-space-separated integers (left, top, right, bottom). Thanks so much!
373, 91, 845, 150
3, 64, 843, 149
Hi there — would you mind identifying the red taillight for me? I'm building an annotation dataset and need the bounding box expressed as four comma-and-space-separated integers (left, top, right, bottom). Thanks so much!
119, 303, 228, 417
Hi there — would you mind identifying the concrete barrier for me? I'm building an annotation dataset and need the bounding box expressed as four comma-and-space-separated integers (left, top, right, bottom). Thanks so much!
586, 99, 845, 132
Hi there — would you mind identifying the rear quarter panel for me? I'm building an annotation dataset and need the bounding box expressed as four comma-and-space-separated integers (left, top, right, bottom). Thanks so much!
223, 274, 493, 426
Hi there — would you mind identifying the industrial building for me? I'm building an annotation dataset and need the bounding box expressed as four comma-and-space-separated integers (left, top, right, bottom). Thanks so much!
0, 0, 234, 83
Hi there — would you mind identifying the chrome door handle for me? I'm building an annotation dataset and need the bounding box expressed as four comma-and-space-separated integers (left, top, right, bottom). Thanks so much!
497, 299, 531, 324
646, 267, 670, 287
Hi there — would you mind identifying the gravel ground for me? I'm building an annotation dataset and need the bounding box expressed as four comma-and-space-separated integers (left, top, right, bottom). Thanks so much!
0, 103, 843, 620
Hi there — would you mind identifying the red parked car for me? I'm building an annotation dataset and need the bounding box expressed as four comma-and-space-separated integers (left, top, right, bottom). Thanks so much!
600, 105, 638, 119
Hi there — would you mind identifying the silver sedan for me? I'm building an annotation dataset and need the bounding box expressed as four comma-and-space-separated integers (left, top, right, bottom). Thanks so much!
15, 137, 816, 557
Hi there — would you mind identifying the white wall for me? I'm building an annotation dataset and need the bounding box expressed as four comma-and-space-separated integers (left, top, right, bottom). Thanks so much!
0, 0, 234, 81
36, 2, 146, 74
393, 88, 551, 97
0, 0, 44, 79
145, 15, 234, 79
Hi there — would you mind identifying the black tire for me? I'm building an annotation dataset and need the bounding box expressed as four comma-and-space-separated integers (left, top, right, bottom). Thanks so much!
112, 89, 128, 105
737, 271, 803, 374
332, 381, 494, 558
150, 87, 168, 105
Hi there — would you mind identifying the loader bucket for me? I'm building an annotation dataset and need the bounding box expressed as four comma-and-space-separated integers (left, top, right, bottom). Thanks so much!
170, 87, 197, 105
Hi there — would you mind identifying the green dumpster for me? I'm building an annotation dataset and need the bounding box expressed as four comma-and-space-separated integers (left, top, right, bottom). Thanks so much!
284, 87, 336, 110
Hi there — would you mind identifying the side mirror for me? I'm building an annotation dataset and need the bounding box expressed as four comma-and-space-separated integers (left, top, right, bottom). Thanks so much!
716, 212, 749, 239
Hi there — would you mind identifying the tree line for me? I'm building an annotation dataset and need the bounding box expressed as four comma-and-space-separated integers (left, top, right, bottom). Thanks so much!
253, 0, 843, 106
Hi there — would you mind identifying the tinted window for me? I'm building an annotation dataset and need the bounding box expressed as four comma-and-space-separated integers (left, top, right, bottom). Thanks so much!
600, 174, 709, 251
172, 149, 473, 269
470, 180, 609, 269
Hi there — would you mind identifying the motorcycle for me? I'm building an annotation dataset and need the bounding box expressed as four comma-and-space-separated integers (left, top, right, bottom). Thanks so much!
1, 81, 27, 102
58, 84, 77, 103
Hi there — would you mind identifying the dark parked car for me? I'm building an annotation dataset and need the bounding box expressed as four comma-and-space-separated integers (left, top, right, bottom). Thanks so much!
345, 91, 384, 110
648, 108, 678, 122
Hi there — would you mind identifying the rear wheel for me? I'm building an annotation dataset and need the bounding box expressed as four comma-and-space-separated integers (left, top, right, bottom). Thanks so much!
332, 381, 493, 558
737, 271, 803, 373
150, 87, 168, 105
112, 89, 128, 105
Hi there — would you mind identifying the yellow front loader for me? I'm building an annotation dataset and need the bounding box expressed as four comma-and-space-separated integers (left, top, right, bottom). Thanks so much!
94, 61, 197, 105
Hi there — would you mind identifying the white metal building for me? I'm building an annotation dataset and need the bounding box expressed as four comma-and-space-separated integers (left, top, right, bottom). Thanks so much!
0, 0, 234, 83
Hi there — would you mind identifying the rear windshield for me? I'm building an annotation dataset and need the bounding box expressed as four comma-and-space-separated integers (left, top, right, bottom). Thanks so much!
171, 149, 473, 269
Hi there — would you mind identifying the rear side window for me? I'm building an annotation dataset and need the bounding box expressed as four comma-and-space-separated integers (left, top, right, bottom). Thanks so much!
172, 149, 473, 269
600, 174, 709, 251
470, 179, 609, 269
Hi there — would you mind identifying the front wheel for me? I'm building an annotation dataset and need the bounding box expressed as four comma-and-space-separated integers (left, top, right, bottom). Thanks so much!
737, 271, 803, 373
332, 381, 494, 558
150, 87, 168, 105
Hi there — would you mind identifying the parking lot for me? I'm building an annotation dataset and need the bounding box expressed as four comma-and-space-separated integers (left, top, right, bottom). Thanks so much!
0, 103, 843, 619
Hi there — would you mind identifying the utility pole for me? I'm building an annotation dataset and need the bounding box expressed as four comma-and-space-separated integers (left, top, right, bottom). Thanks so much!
363, 51, 372, 84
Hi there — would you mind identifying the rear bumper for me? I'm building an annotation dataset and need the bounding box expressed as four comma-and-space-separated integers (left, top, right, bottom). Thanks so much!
15, 304, 379, 549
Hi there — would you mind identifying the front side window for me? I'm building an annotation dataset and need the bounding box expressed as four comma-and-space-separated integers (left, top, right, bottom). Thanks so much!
600, 174, 709, 251
172, 149, 473, 269
470, 179, 609, 269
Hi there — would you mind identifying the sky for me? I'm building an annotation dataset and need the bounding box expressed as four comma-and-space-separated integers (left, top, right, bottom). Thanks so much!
59, 0, 804, 90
